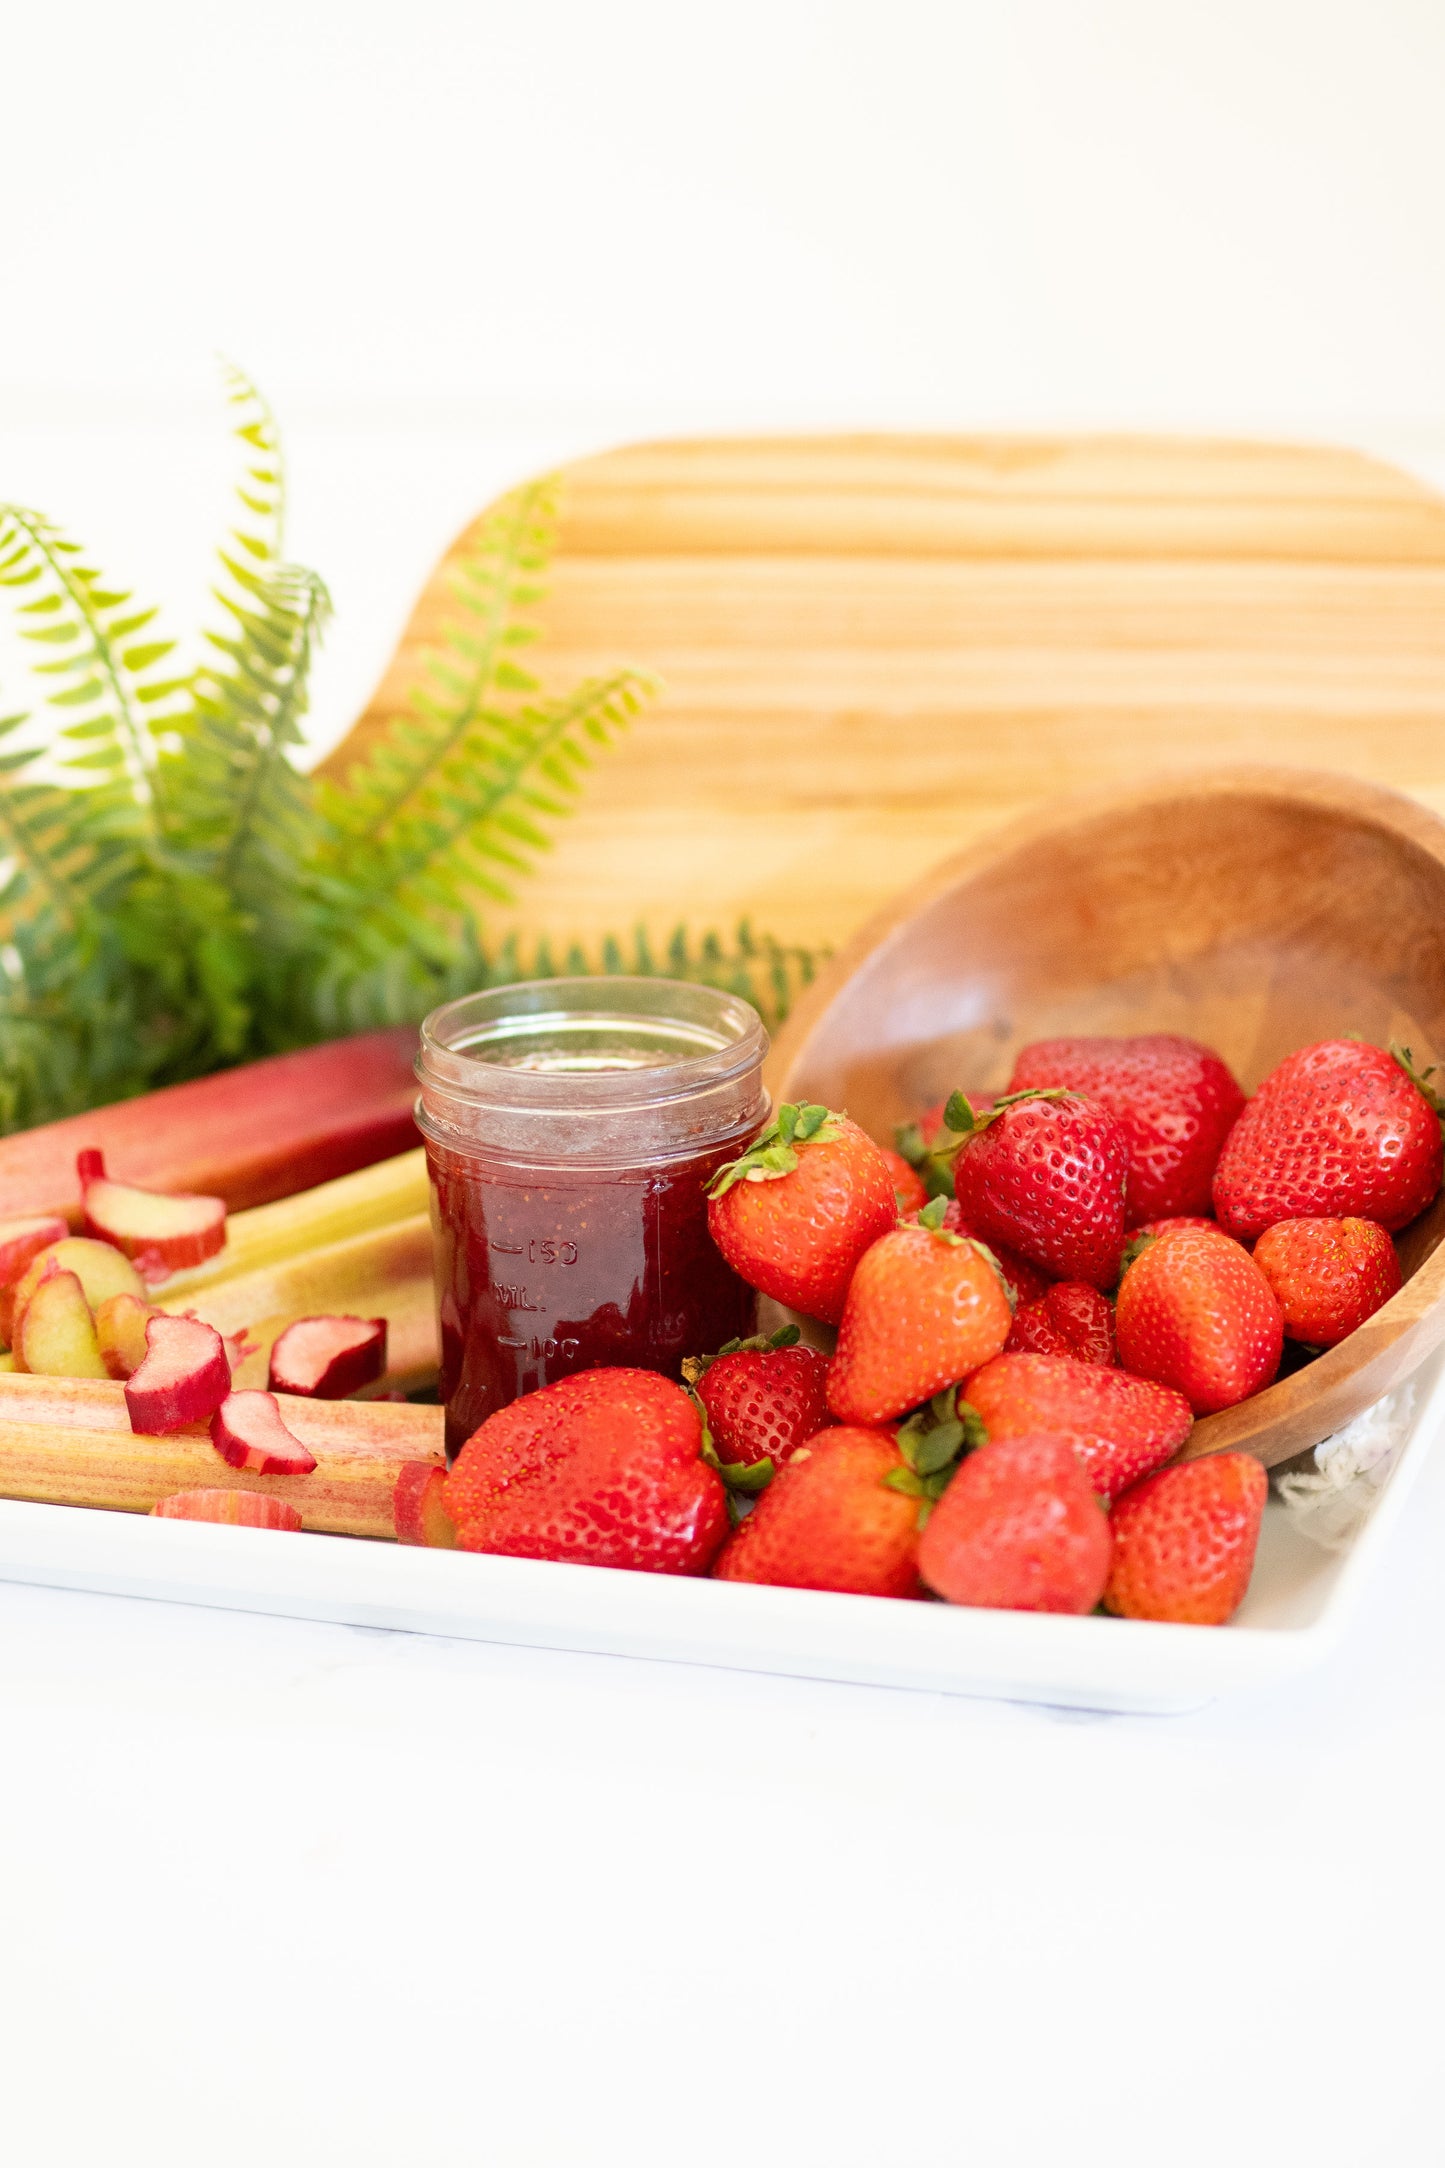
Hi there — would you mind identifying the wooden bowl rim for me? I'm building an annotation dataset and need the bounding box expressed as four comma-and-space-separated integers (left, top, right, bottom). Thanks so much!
768, 764, 1445, 1462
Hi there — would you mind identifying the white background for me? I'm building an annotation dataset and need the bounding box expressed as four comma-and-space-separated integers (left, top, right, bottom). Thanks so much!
6, 0, 1445, 755
4, 6, 1445, 2162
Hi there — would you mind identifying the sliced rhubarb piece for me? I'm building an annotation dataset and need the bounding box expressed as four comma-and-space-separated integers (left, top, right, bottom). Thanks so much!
94, 1292, 159, 1380
152, 1488, 304, 1531
79, 1151, 227, 1273
17, 1270, 109, 1379
13, 1238, 145, 1335
124, 1314, 232, 1434
0, 1215, 69, 1289
209, 1389, 318, 1476
267, 1314, 388, 1398
393, 1460, 459, 1547
0, 1027, 420, 1225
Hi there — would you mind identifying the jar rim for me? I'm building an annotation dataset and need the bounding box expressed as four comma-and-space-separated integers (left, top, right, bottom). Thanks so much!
416, 976, 770, 1119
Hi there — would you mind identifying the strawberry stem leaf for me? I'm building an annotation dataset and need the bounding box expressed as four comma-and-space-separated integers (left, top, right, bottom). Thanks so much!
1393, 1042, 1445, 1126
681, 1321, 801, 1384
1118, 1229, 1158, 1280
707, 1101, 842, 1197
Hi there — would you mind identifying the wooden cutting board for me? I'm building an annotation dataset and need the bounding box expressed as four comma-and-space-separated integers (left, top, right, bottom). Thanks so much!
331, 435, 1445, 959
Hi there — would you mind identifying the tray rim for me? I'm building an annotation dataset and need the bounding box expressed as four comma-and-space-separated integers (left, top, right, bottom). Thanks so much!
0, 1350, 1436, 1714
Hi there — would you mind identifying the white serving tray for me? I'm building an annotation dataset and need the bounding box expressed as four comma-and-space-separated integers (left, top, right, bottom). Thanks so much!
0, 1356, 1438, 1714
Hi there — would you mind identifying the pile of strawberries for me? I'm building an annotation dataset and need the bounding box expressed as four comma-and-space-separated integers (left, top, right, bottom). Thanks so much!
441, 1033, 1443, 1627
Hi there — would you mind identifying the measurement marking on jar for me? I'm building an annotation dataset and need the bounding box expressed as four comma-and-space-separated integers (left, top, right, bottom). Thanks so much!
495, 1284, 539, 1312
496, 1333, 581, 1360
487, 1238, 578, 1266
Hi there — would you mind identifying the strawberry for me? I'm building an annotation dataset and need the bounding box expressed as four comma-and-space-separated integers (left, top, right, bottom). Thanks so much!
1213, 1039, 1444, 1239
827, 1200, 1014, 1425
712, 1425, 922, 1597
684, 1326, 833, 1472
1115, 1223, 1282, 1414
442, 1367, 728, 1575
1008, 1033, 1244, 1222
944, 1088, 1130, 1289
1251, 1216, 1402, 1347
1104, 1452, 1267, 1624
1127, 1216, 1223, 1244
934, 1200, 1051, 1306
707, 1102, 898, 1325
963, 1350, 1192, 1499
917, 1435, 1113, 1614
1005, 1281, 1117, 1366
877, 1145, 929, 1215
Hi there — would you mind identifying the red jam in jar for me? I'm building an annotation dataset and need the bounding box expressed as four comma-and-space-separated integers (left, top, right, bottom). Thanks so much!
416, 977, 768, 1458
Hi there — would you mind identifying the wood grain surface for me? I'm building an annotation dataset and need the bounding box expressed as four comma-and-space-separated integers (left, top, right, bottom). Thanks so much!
330, 434, 1445, 959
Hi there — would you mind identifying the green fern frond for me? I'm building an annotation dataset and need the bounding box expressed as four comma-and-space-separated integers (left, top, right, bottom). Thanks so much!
217, 359, 287, 561
0, 380, 826, 1132
0, 506, 182, 841
319, 475, 563, 851
399, 916, 826, 1035
287, 473, 657, 1038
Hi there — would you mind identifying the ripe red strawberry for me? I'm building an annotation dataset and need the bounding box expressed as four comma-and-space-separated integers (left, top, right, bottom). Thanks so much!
948, 1088, 1130, 1289
1005, 1281, 1117, 1366
1115, 1224, 1283, 1414
937, 1200, 1052, 1307
708, 1102, 898, 1325
1009, 1033, 1245, 1222
686, 1329, 833, 1471
443, 1368, 728, 1575
918, 1435, 1112, 1614
963, 1350, 1192, 1499
1213, 1039, 1444, 1239
1104, 1452, 1267, 1624
828, 1205, 1014, 1425
877, 1145, 929, 1215
1251, 1216, 1402, 1347
1127, 1216, 1222, 1244
712, 1426, 922, 1597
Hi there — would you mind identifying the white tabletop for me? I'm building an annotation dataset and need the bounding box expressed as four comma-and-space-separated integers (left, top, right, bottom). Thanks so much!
0, 1397, 1439, 2168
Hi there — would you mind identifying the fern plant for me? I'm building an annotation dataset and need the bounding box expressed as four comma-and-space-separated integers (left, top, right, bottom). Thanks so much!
0, 373, 820, 1132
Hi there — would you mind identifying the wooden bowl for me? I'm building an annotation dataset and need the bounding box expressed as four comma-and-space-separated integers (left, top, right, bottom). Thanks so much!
767, 767, 1445, 1468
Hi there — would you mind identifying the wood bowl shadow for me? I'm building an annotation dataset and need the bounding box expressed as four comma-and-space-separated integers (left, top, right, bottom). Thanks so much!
767, 768, 1445, 1468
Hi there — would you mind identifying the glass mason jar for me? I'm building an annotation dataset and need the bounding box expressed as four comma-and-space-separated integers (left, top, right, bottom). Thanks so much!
416, 977, 769, 1458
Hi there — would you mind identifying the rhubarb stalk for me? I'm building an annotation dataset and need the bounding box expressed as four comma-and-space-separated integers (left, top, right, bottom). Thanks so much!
158, 1216, 437, 1393
0, 1371, 443, 1539
159, 1149, 428, 1299
0, 1027, 420, 1224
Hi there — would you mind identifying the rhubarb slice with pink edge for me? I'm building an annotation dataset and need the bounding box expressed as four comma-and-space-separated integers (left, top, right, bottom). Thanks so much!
94, 1292, 159, 1380
124, 1314, 232, 1433
152, 1489, 303, 1531
10, 1237, 145, 1349
267, 1314, 388, 1398
78, 1150, 226, 1275
209, 1389, 318, 1476
393, 1460, 458, 1547
0, 1215, 69, 1289
18, 1270, 109, 1380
